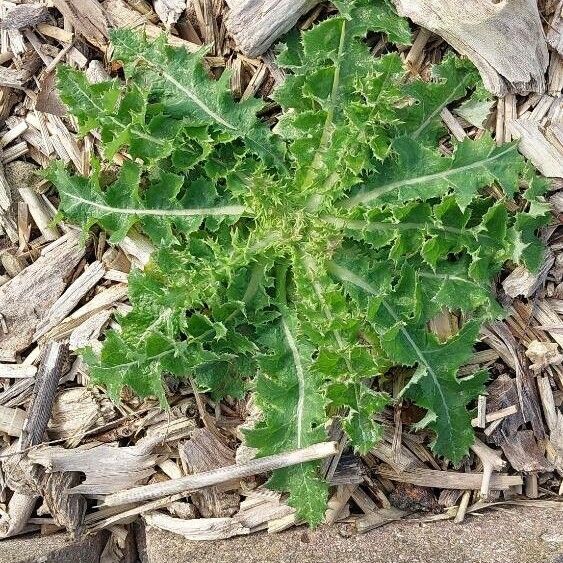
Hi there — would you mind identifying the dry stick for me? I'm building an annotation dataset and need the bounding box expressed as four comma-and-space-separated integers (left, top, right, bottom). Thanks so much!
476, 395, 487, 428
453, 490, 472, 524
102, 441, 338, 507
20, 342, 67, 450
0, 343, 67, 538
471, 405, 518, 427
470, 438, 505, 499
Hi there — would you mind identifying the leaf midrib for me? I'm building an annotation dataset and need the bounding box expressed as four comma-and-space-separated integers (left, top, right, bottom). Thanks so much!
63, 191, 247, 217
281, 316, 307, 449
342, 144, 515, 208
327, 261, 453, 442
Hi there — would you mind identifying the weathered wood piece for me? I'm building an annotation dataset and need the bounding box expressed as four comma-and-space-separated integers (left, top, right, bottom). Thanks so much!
355, 507, 407, 534
30, 435, 162, 495
482, 323, 545, 440
325, 484, 355, 524
525, 340, 563, 373
52, 0, 109, 50
0, 364, 37, 378
181, 428, 239, 518
377, 467, 522, 490
548, 0, 563, 55
0, 3, 49, 30
103, 0, 199, 51
392, 0, 549, 95
19, 186, 60, 241
224, 0, 319, 57
0, 232, 85, 361
42, 282, 127, 343
510, 120, 563, 178
235, 491, 294, 530
154, 0, 187, 26
48, 387, 115, 445
144, 512, 250, 540
102, 441, 338, 507
500, 430, 553, 472
21, 342, 67, 449
537, 375, 563, 473
502, 251, 556, 298
0, 404, 26, 436
34, 261, 106, 341
41, 471, 87, 536
1, 343, 87, 538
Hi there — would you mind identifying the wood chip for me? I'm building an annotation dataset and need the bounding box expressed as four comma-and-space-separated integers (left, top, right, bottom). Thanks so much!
0, 3, 49, 30
30, 435, 162, 495
0, 232, 85, 361
181, 428, 240, 518
0, 364, 37, 378
224, 0, 320, 57
548, 0, 563, 55
52, 0, 109, 50
104, 0, 199, 51
34, 261, 106, 341
0, 404, 26, 437
144, 512, 250, 540
500, 430, 554, 472
378, 467, 523, 490
510, 119, 563, 177
154, 0, 187, 27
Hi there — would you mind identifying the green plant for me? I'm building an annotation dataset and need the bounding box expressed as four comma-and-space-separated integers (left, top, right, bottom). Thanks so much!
47, 0, 548, 525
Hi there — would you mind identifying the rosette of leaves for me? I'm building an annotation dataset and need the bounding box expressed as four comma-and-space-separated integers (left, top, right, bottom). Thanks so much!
47, 0, 549, 525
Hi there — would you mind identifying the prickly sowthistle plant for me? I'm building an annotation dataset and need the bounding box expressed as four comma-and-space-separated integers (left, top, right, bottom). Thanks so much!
48, 0, 548, 524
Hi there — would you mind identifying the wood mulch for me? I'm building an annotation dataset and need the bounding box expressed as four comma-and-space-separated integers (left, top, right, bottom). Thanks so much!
0, 0, 561, 557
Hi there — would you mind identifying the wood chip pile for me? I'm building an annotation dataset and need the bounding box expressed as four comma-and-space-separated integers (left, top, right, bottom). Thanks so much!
0, 0, 561, 557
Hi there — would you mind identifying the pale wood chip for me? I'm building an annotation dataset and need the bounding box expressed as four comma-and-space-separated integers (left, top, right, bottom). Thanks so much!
0, 363, 37, 378
52, 0, 109, 51
30, 435, 162, 495
154, 0, 187, 27
500, 430, 554, 472
181, 428, 239, 518
144, 511, 250, 540
510, 119, 563, 177
36, 23, 74, 44
502, 251, 556, 298
34, 260, 106, 341
0, 404, 26, 437
103, 0, 199, 51
0, 231, 85, 361
224, 0, 320, 58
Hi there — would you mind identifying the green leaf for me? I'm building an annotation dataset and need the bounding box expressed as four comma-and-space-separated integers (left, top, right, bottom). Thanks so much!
45, 160, 245, 244
110, 29, 286, 171
274, 0, 407, 206
245, 316, 328, 525
397, 54, 480, 143
51, 0, 548, 523
327, 382, 388, 454
346, 134, 525, 211
327, 260, 487, 461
